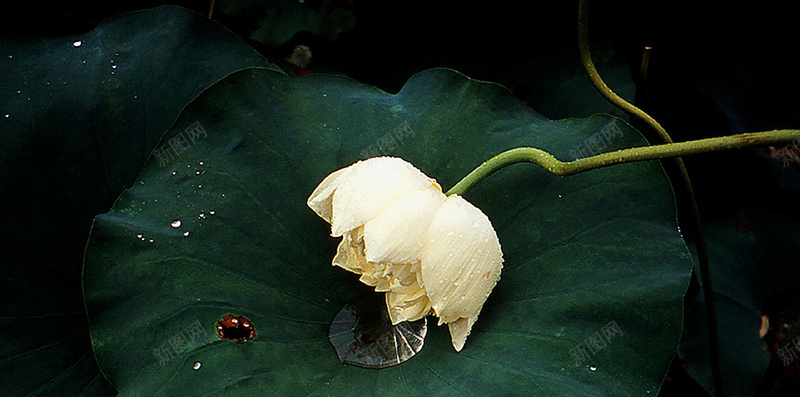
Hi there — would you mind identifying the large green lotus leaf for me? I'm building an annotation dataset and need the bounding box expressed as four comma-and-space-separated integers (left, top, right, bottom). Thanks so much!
0, 6, 276, 396
84, 67, 692, 395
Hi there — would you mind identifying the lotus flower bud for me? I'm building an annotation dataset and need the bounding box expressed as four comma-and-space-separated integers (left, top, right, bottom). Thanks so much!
308, 157, 503, 351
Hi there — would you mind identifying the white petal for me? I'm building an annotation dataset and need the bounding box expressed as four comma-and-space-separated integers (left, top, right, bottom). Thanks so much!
307, 165, 354, 224
329, 157, 440, 237
363, 187, 446, 265
332, 228, 366, 274
386, 287, 432, 324
447, 316, 478, 352
421, 195, 503, 348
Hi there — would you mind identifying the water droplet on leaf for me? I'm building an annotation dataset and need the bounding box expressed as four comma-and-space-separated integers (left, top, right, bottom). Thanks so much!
216, 315, 255, 343
328, 295, 426, 369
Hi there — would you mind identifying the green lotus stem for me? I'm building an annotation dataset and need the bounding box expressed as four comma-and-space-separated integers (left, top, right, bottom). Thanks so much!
577, 1, 723, 394
446, 129, 800, 196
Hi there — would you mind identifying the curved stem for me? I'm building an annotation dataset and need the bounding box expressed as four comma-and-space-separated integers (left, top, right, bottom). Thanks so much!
446, 129, 800, 196
578, 1, 723, 394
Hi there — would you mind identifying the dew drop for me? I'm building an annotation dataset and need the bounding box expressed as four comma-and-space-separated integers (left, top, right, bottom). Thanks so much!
198, 213, 206, 219
588, 365, 597, 372
4, 114, 8, 118
192, 361, 202, 370
136, 233, 143, 239
198, 161, 204, 166
558, 194, 563, 198
148, 239, 154, 243
183, 231, 190, 237
197, 184, 203, 189
111, 64, 117, 69
72, 40, 82, 47
170, 219, 182, 228
195, 171, 201, 175
171, 171, 177, 175
209, 210, 216, 215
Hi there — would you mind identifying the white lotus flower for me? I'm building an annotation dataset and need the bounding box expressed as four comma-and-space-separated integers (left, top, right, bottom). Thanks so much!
308, 156, 503, 351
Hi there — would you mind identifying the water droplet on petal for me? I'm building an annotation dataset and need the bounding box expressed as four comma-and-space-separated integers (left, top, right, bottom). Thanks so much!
170, 219, 182, 228
72, 40, 82, 47
193, 361, 202, 370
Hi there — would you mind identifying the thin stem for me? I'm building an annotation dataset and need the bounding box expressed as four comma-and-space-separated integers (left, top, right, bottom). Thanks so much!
208, 0, 216, 18
446, 129, 800, 196
578, 1, 723, 394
